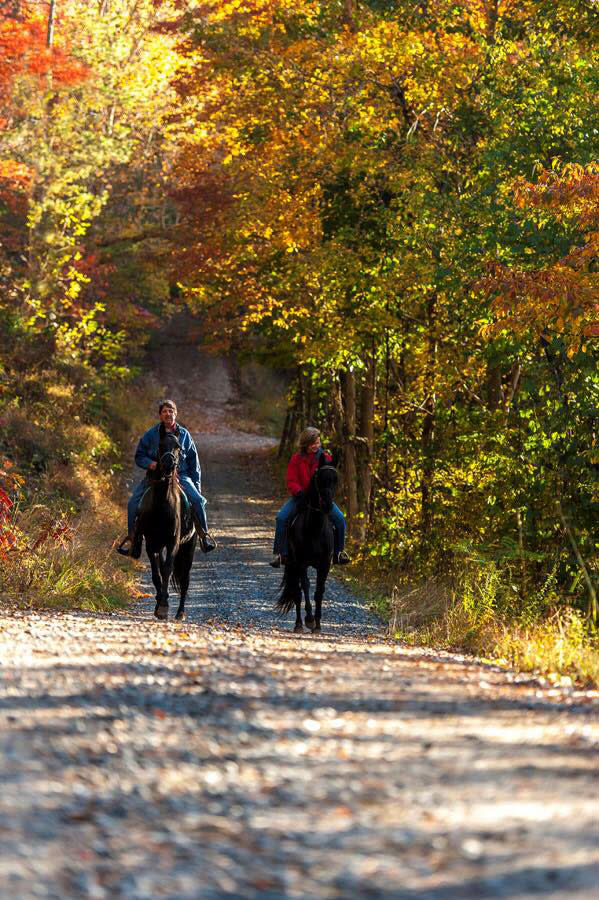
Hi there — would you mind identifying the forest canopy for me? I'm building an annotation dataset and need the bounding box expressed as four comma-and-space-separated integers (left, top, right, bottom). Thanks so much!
3, 1, 599, 637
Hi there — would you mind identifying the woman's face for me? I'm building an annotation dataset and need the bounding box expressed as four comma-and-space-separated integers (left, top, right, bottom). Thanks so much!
307, 435, 321, 454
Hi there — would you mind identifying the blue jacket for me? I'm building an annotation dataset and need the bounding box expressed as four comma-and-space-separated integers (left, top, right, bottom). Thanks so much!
135, 424, 201, 489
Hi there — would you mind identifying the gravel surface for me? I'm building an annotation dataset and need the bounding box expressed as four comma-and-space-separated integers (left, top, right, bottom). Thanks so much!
1, 345, 599, 898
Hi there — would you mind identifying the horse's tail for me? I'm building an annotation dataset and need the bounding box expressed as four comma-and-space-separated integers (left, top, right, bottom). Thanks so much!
275, 557, 301, 615
170, 559, 181, 595
170, 535, 193, 594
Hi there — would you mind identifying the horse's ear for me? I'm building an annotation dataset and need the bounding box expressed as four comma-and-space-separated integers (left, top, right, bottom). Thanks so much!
330, 448, 340, 469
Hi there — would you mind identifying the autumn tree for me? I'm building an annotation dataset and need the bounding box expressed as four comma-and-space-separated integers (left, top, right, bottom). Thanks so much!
162, 0, 599, 619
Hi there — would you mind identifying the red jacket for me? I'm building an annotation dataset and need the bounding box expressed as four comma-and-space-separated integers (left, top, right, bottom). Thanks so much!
287, 450, 332, 496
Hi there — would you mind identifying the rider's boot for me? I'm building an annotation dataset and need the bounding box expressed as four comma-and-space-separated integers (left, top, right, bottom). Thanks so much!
269, 553, 288, 568
192, 512, 217, 553
116, 515, 142, 558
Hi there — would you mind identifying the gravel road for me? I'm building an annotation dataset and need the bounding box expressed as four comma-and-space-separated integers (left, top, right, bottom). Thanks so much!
1, 346, 598, 898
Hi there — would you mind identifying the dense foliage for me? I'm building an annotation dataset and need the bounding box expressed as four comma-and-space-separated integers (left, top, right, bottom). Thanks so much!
166, 0, 599, 622
2, 1, 599, 646
0, 0, 179, 607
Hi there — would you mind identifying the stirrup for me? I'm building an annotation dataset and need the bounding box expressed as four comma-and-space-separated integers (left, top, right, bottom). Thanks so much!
269, 554, 287, 568
335, 550, 350, 565
200, 532, 217, 553
116, 536, 132, 556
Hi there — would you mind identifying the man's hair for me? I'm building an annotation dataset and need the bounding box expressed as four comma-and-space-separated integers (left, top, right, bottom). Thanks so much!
298, 426, 320, 452
158, 399, 177, 414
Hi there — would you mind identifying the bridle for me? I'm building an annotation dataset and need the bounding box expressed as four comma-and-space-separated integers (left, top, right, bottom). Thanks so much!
308, 465, 337, 512
157, 446, 180, 481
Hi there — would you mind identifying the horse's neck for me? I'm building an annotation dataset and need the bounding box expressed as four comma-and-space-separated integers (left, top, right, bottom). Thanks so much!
152, 478, 180, 510
168, 476, 180, 503
305, 485, 326, 526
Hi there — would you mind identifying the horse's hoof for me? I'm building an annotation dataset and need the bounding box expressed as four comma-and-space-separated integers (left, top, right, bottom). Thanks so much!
311, 623, 321, 633
293, 624, 304, 633
304, 615, 315, 629
175, 610, 186, 621
154, 605, 168, 621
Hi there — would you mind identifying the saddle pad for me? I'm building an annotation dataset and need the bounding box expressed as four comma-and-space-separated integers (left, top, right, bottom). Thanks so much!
179, 488, 194, 539
137, 485, 194, 537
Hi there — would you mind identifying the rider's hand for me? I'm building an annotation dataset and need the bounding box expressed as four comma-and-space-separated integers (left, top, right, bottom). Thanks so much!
148, 462, 157, 470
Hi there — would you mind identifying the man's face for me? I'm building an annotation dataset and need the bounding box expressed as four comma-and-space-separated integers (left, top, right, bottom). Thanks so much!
159, 405, 177, 429
308, 435, 321, 453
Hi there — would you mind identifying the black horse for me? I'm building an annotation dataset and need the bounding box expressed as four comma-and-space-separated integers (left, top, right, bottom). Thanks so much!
137, 428, 197, 621
275, 454, 338, 633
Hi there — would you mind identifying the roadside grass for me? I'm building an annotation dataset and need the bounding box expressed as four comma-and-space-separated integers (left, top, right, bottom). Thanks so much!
396, 604, 599, 688
2, 540, 131, 612
0, 372, 158, 612
341, 557, 599, 687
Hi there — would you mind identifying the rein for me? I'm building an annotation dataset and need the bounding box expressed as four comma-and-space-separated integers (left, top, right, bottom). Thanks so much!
155, 448, 180, 482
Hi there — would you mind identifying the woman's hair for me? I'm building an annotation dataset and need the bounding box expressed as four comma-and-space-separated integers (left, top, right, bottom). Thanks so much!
298, 426, 321, 452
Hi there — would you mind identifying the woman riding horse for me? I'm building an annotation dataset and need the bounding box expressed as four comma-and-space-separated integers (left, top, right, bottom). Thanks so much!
270, 426, 350, 568
117, 399, 216, 557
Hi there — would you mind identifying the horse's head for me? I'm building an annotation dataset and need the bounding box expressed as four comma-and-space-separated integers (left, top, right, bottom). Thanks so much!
312, 453, 338, 514
157, 431, 181, 479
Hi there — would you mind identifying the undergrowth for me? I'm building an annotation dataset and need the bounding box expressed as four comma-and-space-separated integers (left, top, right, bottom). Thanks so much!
0, 330, 158, 610
385, 557, 599, 687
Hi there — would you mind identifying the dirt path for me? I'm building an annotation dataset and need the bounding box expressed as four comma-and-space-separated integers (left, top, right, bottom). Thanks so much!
1, 344, 598, 899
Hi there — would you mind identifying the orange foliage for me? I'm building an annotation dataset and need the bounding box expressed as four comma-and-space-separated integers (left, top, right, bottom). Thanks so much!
0, 4, 87, 217
0, 461, 22, 560
0, 7, 87, 106
489, 163, 599, 344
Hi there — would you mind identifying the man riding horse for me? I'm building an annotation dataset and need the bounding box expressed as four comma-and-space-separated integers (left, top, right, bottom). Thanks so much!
117, 399, 217, 557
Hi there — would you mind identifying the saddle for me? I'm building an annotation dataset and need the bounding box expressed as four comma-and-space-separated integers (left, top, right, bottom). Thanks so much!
179, 490, 195, 541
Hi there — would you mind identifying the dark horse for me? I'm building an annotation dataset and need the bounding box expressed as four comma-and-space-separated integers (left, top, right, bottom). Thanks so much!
275, 454, 338, 633
137, 428, 197, 621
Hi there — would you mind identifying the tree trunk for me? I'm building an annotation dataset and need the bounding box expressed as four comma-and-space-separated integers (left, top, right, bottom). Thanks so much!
421, 295, 437, 537
486, 0, 499, 44
297, 367, 307, 430
341, 369, 359, 538
383, 330, 390, 488
278, 409, 292, 459
485, 364, 503, 410
557, 501, 598, 622
356, 350, 375, 542
342, 0, 357, 32
47, 0, 57, 48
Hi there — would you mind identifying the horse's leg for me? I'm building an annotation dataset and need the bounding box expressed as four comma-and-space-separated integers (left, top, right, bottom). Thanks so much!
175, 538, 195, 621
312, 564, 330, 632
154, 549, 170, 620
174, 569, 188, 621
293, 565, 305, 633
174, 550, 189, 621
150, 551, 168, 620
302, 570, 314, 629
161, 547, 175, 605
149, 550, 161, 600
